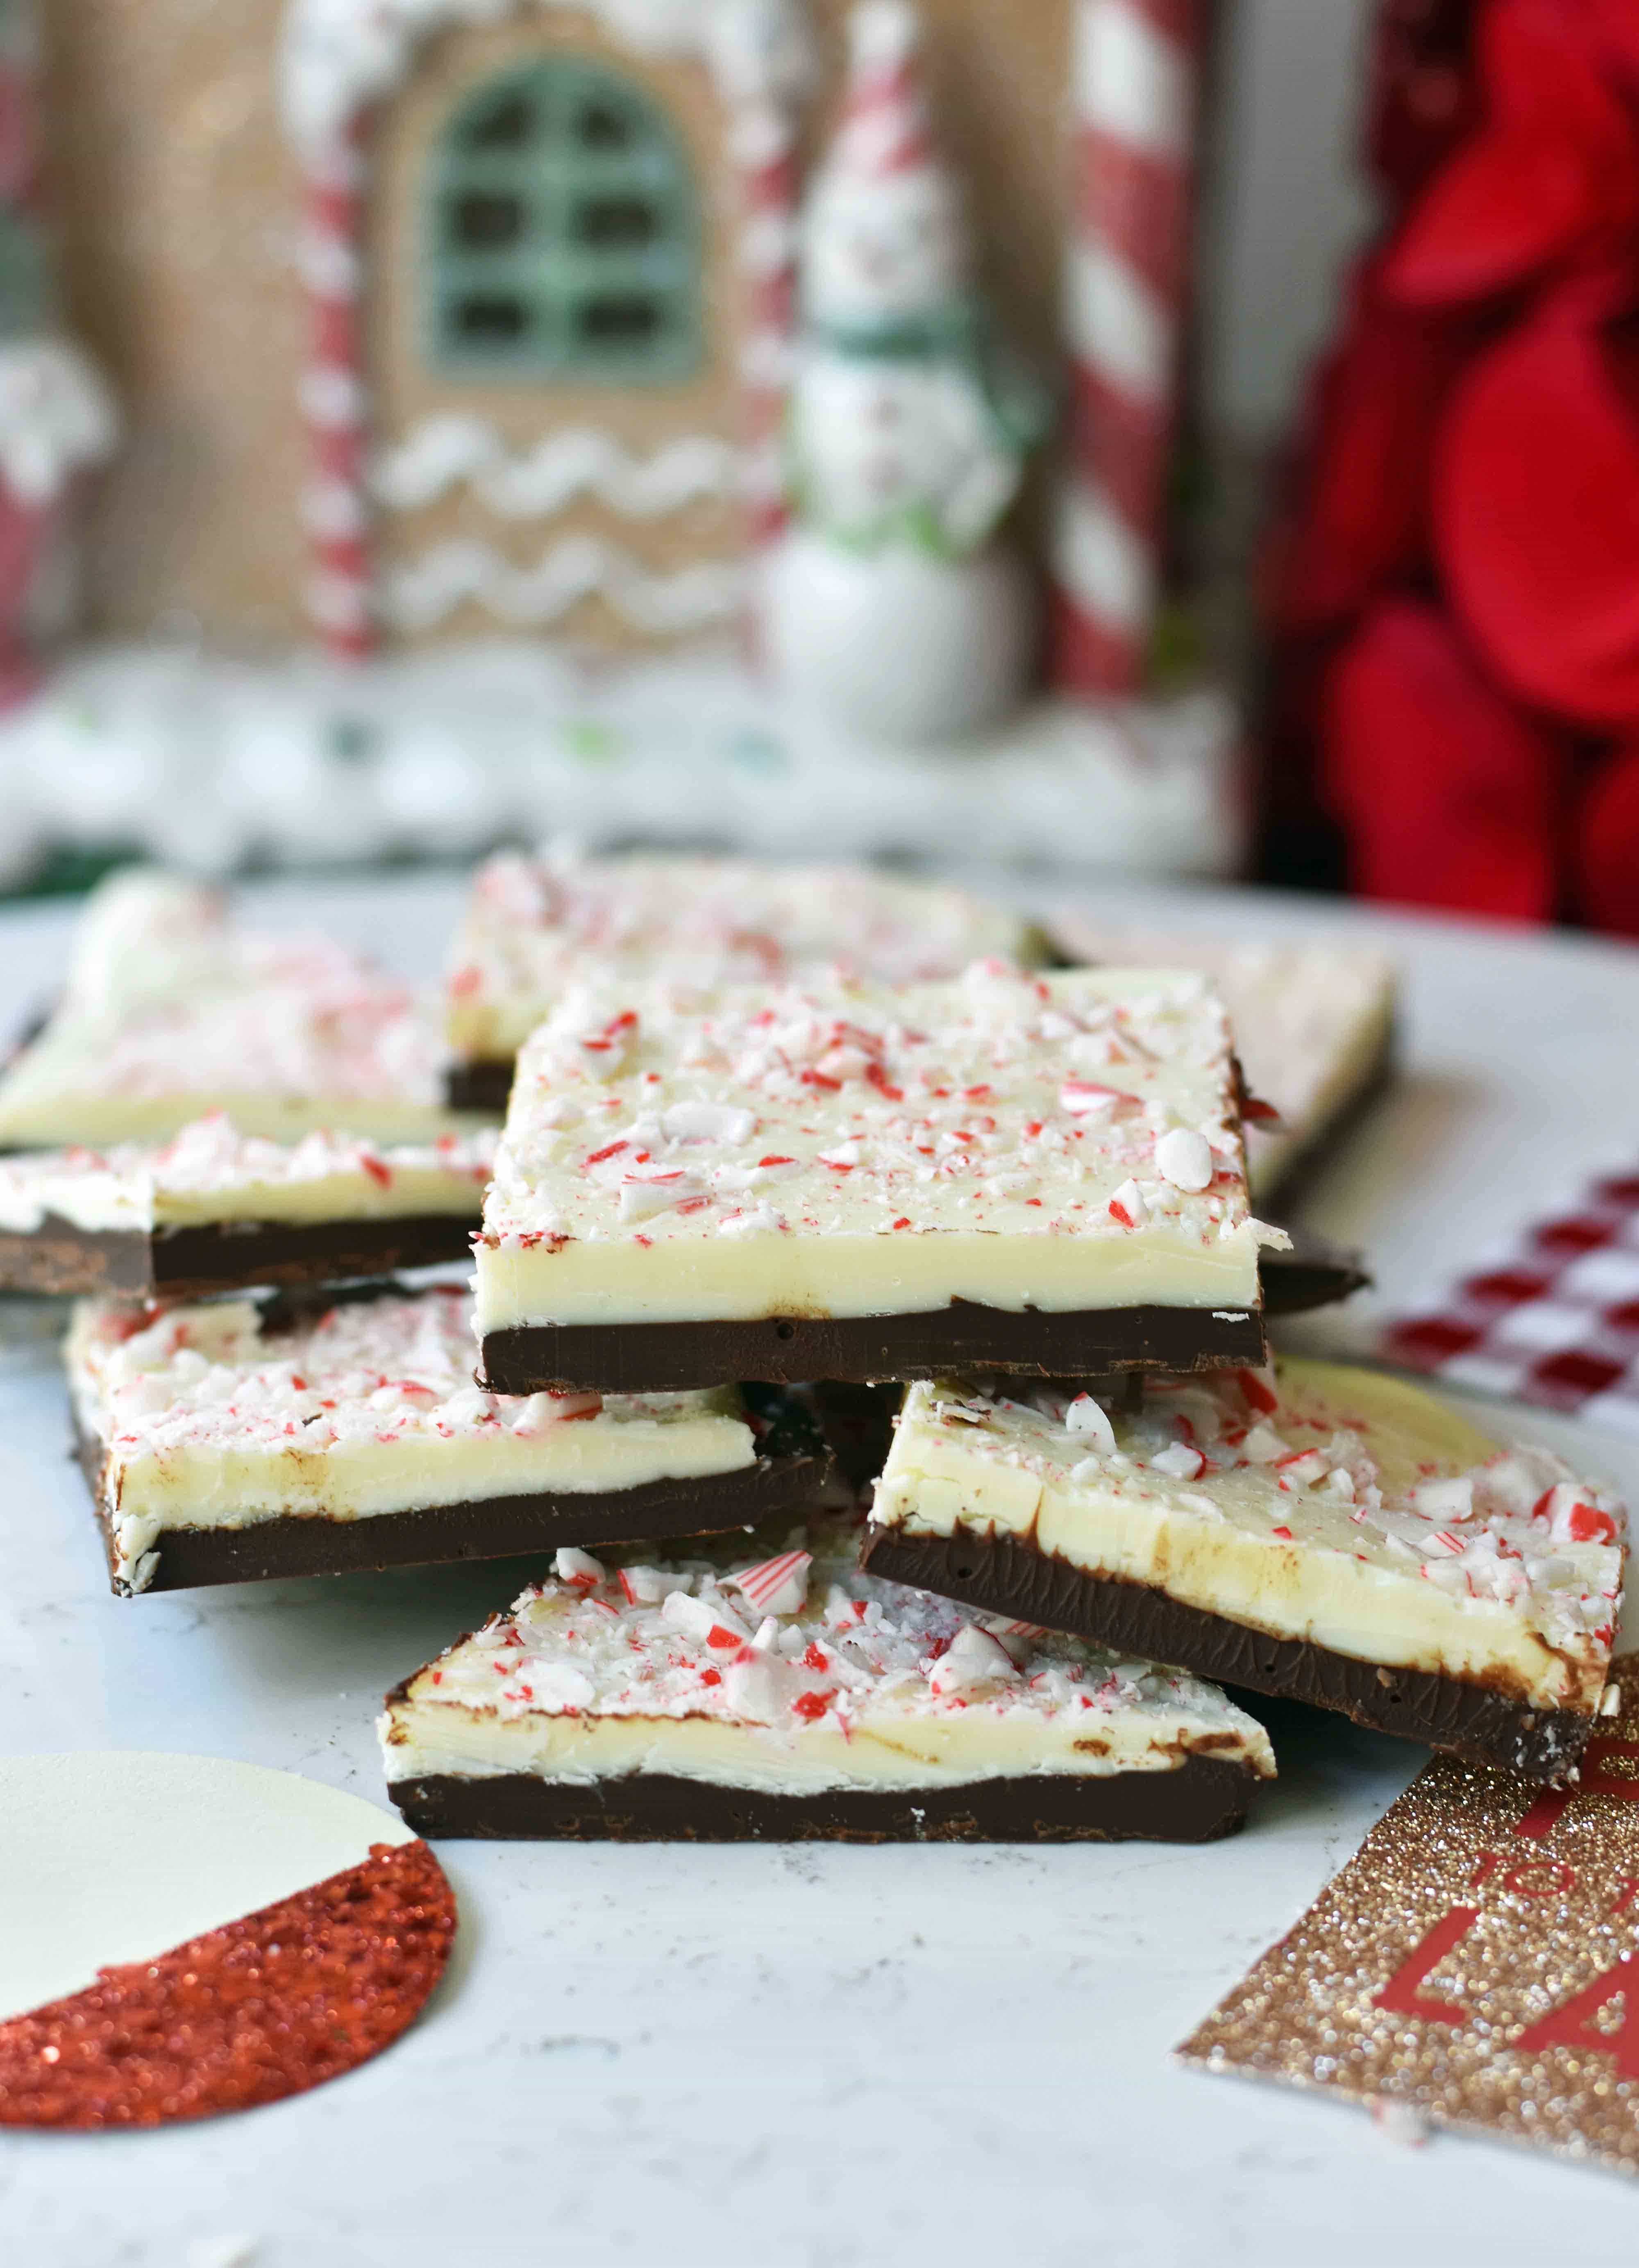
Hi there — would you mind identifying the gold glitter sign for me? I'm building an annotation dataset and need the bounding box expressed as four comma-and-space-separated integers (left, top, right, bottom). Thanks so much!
1178, 1654, 1639, 2176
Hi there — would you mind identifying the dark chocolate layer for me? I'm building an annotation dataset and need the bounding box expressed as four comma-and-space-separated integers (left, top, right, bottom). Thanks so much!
481, 1300, 1267, 1396
858, 1524, 1594, 1784
1258, 1225, 1370, 1316
445, 1060, 513, 1113
385, 1754, 1255, 1843
78, 1416, 834, 1596
0, 1210, 479, 1300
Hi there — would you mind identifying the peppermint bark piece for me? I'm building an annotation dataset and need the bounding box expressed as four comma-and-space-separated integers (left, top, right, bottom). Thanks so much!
379, 1520, 1274, 1842
443, 850, 1049, 1107
0, 1116, 497, 1296
0, 866, 460, 1149
475, 963, 1284, 1393
68, 1285, 833, 1596
1049, 919, 1397, 1200
864, 1361, 1626, 1781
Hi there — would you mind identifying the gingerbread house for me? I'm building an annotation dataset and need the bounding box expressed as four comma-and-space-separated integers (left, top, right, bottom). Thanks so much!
8, 0, 1239, 875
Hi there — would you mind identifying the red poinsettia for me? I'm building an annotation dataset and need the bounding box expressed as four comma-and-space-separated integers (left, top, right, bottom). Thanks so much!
1322, 599, 1562, 920
1383, 1, 1639, 306
1266, 0, 1639, 929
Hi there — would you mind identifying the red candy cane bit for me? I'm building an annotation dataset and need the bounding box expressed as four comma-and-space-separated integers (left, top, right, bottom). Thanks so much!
865, 1061, 903, 1102
792, 1690, 834, 1721
1236, 1369, 1279, 1415
803, 1641, 830, 1672
699, 1668, 722, 1687
1570, 1504, 1619, 1544
1270, 1525, 1293, 1541
359, 1154, 392, 1188
585, 1140, 629, 1166
706, 1625, 743, 1651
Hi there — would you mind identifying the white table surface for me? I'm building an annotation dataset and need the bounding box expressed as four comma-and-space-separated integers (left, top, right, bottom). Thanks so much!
5, 866, 1639, 2268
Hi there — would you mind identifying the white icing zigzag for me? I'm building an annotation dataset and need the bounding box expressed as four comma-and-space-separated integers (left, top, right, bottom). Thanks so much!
371, 418, 742, 520
279, 0, 815, 160
378, 534, 747, 634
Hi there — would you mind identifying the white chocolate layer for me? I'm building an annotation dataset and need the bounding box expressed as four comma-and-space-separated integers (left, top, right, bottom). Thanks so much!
68, 1287, 753, 1594
0, 1115, 497, 1235
379, 1519, 1275, 1795
475, 964, 1281, 1332
1051, 920, 1396, 1197
445, 849, 1046, 1060
872, 1362, 1626, 1714
0, 867, 459, 1148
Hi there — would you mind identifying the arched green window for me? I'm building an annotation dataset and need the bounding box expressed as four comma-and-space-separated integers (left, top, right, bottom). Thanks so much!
424, 57, 701, 382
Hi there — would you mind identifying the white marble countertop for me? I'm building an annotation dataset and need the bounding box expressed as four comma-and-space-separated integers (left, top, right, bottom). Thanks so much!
5, 867, 1639, 2268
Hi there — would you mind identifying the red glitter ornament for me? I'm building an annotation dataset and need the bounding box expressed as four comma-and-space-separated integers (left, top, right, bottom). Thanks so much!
0, 1839, 455, 2129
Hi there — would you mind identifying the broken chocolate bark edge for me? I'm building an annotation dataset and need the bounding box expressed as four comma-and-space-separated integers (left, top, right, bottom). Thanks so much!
384, 1753, 1256, 1843
73, 1416, 836, 1596
480, 1301, 1269, 1396
858, 1524, 1596, 1785
0, 1210, 479, 1300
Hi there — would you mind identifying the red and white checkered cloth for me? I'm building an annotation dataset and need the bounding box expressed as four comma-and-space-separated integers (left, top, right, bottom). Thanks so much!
1382, 1166, 1639, 1436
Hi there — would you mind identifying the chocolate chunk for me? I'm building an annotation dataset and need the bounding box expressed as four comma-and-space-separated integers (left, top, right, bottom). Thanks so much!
445, 1060, 512, 1113
385, 1755, 1256, 1843
858, 1524, 1595, 1783
1259, 1224, 1371, 1316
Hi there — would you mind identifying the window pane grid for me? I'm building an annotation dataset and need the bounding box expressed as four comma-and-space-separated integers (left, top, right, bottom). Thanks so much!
424, 57, 700, 382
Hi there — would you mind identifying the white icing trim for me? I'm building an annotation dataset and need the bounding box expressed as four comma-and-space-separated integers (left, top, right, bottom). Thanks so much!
370, 418, 742, 519
279, 0, 814, 160
0, 340, 119, 508
378, 534, 747, 632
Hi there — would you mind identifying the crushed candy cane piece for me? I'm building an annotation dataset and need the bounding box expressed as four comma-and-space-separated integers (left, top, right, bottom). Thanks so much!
927, 1623, 1019, 1697
553, 1547, 605, 1591
1064, 1393, 1117, 1452
729, 1549, 813, 1617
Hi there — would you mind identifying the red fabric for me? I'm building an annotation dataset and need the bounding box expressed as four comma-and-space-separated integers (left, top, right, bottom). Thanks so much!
1437, 280, 1639, 726
1321, 598, 1562, 919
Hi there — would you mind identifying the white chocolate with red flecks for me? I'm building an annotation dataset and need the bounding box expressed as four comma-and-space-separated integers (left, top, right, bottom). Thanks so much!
443, 849, 1045, 1061
377, 1517, 1276, 1795
68, 1286, 752, 1595
872, 1360, 1626, 1717
0, 867, 461, 1149
1049, 919, 1396, 1198
475, 963, 1283, 1332
0, 1114, 497, 1236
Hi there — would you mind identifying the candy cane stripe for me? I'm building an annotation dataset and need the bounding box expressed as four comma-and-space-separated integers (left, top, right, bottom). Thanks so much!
1051, 0, 1202, 699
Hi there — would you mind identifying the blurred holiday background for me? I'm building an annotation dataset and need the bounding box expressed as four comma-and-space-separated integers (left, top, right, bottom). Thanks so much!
2, 0, 1635, 937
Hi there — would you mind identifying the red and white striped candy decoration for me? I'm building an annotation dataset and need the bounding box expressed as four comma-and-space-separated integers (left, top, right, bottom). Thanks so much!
1051, 0, 1205, 698
730, 90, 801, 545
729, 1548, 812, 1616
298, 121, 372, 659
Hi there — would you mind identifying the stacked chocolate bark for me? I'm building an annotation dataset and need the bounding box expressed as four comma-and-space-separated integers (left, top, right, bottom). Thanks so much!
7, 856, 1626, 1848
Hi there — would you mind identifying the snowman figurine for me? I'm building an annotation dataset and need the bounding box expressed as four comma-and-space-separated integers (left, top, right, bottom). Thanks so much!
761, 0, 1046, 743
